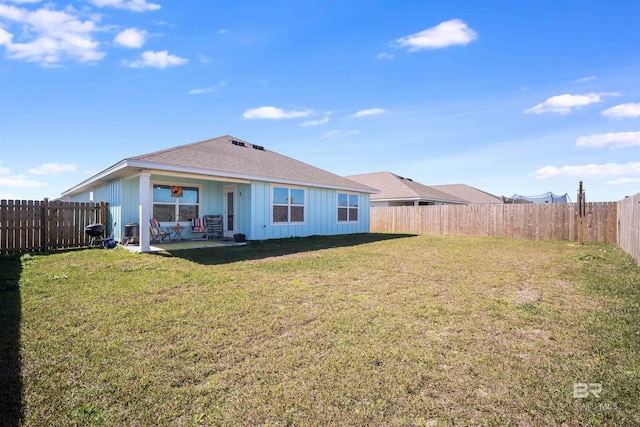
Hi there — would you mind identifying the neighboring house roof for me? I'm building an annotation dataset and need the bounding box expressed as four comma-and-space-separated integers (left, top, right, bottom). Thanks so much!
346, 172, 467, 204
62, 135, 376, 197
431, 184, 503, 204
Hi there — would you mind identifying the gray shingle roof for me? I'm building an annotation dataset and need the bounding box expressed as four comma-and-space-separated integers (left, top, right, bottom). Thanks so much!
431, 184, 503, 204
129, 135, 375, 192
346, 172, 467, 203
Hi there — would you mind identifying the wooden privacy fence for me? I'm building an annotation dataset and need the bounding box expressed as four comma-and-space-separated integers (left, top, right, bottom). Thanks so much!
617, 194, 640, 264
0, 199, 109, 255
371, 202, 618, 243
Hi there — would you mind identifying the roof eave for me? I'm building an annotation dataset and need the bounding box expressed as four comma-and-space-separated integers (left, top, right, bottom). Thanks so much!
61, 159, 129, 197
62, 159, 379, 197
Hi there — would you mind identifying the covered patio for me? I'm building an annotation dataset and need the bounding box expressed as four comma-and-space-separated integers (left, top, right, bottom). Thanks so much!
120, 238, 248, 254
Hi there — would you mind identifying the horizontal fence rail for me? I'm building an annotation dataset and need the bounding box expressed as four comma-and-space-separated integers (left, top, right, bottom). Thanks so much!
0, 200, 109, 255
371, 202, 618, 243
617, 194, 640, 265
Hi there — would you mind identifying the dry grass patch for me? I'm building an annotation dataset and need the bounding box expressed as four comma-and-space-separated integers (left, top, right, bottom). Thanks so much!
0, 234, 638, 426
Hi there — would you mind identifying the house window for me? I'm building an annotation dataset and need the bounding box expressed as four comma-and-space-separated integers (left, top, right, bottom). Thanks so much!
337, 193, 359, 222
152, 184, 199, 222
272, 186, 305, 223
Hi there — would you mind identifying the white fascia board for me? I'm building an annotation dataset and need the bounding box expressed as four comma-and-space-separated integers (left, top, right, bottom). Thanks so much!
372, 197, 419, 202
61, 160, 129, 197
62, 159, 379, 197
373, 196, 467, 204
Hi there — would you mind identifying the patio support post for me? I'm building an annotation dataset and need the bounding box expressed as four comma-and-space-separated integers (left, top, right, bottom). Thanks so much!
139, 172, 151, 253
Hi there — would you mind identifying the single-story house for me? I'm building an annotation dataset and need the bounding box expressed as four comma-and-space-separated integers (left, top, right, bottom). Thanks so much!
346, 172, 467, 207
62, 135, 377, 252
430, 184, 503, 204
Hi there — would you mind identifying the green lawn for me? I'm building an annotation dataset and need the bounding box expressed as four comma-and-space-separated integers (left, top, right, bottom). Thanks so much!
1, 234, 638, 426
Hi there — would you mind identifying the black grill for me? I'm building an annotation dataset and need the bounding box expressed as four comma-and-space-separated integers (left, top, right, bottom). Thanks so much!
85, 224, 105, 237
85, 223, 105, 248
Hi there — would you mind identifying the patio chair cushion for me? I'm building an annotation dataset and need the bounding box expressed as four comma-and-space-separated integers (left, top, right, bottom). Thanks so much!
192, 217, 204, 232
149, 219, 171, 242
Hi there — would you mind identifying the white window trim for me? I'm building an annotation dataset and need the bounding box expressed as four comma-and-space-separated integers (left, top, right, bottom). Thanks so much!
270, 184, 307, 226
151, 180, 203, 224
337, 192, 360, 224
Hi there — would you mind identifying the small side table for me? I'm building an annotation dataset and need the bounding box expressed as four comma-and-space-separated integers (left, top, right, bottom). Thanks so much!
172, 224, 186, 240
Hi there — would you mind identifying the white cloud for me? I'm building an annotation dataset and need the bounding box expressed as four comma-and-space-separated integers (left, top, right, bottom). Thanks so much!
217, 28, 227, 34
90, 0, 160, 12
188, 81, 227, 95
124, 50, 188, 68
608, 177, 640, 185
28, 162, 76, 175
0, 28, 12, 45
188, 88, 209, 95
299, 117, 329, 127
576, 76, 595, 82
531, 162, 640, 179
577, 132, 640, 149
243, 106, 313, 120
396, 19, 477, 51
350, 108, 386, 118
0, 3, 104, 66
322, 129, 360, 139
197, 54, 211, 64
376, 52, 394, 60
0, 174, 45, 187
0, 166, 10, 175
601, 103, 640, 119
114, 28, 147, 48
524, 92, 619, 115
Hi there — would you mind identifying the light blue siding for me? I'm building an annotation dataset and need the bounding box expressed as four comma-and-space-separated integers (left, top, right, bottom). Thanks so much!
72, 174, 370, 242
120, 177, 140, 241
248, 181, 370, 241
71, 179, 123, 240
151, 174, 224, 215
236, 183, 251, 237
148, 175, 252, 239
70, 193, 91, 202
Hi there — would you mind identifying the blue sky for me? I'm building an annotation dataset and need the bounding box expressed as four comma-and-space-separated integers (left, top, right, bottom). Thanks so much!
1, 0, 639, 202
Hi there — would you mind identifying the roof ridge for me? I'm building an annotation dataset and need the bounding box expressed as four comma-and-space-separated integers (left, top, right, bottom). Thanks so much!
251, 144, 378, 192
129, 135, 243, 160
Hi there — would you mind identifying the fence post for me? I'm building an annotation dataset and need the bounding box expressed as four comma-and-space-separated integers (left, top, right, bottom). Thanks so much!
41, 198, 48, 251
577, 181, 584, 244
100, 202, 109, 238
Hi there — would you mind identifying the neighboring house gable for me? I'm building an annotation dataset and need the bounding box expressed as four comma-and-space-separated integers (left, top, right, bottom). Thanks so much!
346, 172, 467, 206
62, 135, 376, 252
431, 184, 503, 204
